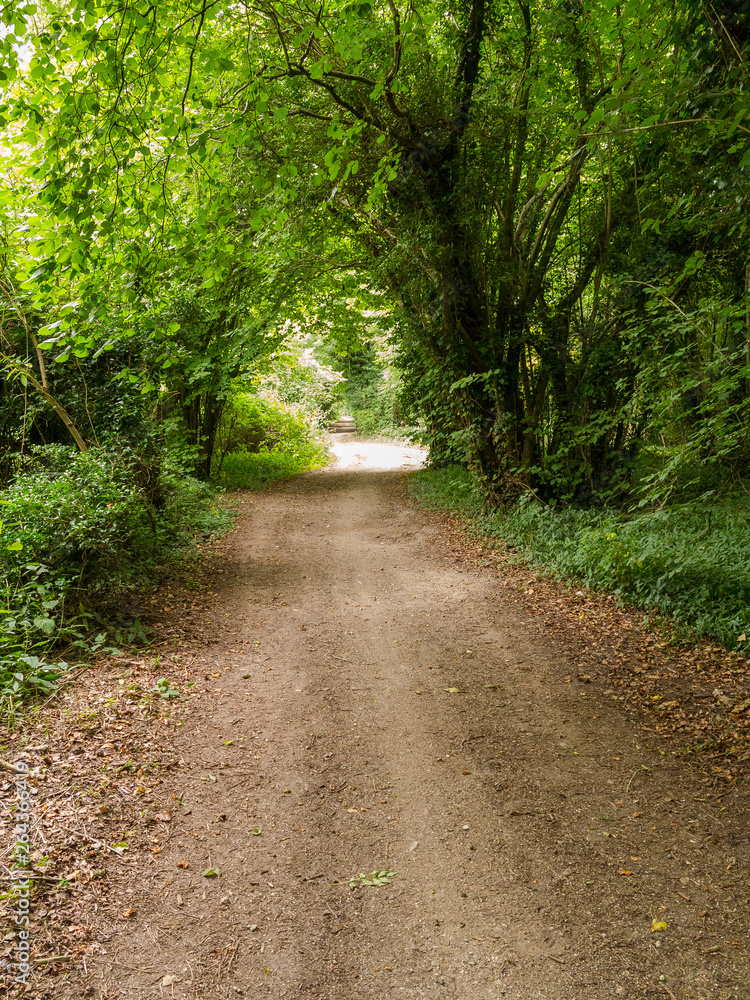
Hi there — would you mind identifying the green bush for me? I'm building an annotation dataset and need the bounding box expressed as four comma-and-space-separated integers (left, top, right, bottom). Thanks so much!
0, 443, 232, 710
343, 369, 418, 439
0, 566, 73, 708
213, 393, 328, 488
409, 468, 750, 648
1, 445, 143, 588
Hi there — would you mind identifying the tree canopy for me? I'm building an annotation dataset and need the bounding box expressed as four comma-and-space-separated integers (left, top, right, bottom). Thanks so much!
1, 0, 748, 499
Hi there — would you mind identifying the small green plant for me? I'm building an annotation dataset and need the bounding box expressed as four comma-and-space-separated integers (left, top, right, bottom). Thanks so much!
348, 869, 396, 889
150, 678, 180, 699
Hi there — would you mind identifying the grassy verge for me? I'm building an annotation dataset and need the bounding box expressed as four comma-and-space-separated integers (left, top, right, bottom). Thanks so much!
408, 467, 750, 650
216, 443, 329, 489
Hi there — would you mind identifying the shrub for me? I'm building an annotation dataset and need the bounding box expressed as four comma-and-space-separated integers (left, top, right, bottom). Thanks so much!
213, 393, 328, 488
0, 566, 72, 708
0, 442, 232, 711
1, 445, 143, 590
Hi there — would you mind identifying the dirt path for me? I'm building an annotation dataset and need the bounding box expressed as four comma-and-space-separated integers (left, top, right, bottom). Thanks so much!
5, 441, 750, 999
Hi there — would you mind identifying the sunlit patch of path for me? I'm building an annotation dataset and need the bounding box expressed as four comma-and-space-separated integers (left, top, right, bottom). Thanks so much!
325, 436, 427, 472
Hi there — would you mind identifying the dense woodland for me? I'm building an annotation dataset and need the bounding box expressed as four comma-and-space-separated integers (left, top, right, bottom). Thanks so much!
0, 0, 749, 704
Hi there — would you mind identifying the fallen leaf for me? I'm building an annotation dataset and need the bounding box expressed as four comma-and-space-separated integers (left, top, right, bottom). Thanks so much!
176, 860, 189, 869
444, 687, 460, 694
154, 812, 172, 822
651, 919, 668, 932
122, 908, 136, 918
462, 770, 472, 775
619, 869, 632, 876
203, 867, 222, 878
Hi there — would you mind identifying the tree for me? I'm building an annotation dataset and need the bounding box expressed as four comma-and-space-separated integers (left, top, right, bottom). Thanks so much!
2, 0, 748, 500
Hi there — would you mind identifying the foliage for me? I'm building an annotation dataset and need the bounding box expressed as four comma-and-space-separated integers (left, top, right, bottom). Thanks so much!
213, 392, 328, 489
0, 567, 71, 708
252, 335, 345, 427
623, 292, 750, 505
0, 442, 231, 712
1, 445, 144, 587
348, 870, 396, 889
409, 468, 750, 649
2, 0, 747, 504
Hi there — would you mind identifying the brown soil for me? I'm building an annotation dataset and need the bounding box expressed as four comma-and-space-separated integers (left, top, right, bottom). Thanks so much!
2, 443, 749, 999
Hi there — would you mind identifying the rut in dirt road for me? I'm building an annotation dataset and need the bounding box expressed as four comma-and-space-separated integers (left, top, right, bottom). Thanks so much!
72, 443, 749, 1000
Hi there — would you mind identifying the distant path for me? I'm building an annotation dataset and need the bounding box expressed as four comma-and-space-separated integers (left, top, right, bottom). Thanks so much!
65, 442, 749, 999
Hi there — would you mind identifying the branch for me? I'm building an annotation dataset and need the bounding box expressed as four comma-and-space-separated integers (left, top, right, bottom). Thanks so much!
385, 0, 402, 87
503, 3, 533, 242
585, 117, 750, 138
455, 0, 487, 131
526, 144, 588, 279
290, 65, 373, 124
707, 1, 744, 63
287, 107, 332, 121
529, 173, 589, 304
2, 361, 88, 453
324, 68, 376, 87
182, 0, 209, 116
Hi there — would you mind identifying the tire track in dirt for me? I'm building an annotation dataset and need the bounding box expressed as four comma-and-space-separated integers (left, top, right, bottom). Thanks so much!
63, 447, 749, 1000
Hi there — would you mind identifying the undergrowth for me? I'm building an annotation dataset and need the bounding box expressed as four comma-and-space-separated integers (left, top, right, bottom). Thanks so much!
213, 393, 329, 488
408, 467, 750, 650
0, 444, 232, 713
